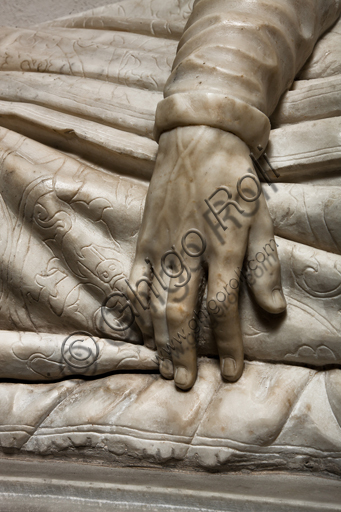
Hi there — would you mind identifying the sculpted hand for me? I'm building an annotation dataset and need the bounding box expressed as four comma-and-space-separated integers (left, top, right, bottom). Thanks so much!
128, 126, 286, 389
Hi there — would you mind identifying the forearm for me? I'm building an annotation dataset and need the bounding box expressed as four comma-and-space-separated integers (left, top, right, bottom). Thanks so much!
155, 0, 341, 154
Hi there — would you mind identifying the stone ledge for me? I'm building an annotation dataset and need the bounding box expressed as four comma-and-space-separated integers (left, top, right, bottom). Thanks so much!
0, 458, 341, 512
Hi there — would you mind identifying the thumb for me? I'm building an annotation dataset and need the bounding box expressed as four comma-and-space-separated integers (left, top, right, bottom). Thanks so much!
245, 204, 286, 314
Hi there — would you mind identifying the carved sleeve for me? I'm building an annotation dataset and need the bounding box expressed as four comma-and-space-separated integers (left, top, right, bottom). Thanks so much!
154, 0, 341, 154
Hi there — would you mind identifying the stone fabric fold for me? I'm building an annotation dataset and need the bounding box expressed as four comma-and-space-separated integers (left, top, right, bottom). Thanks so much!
1, 359, 340, 475
155, 0, 341, 151
0, 0, 341, 476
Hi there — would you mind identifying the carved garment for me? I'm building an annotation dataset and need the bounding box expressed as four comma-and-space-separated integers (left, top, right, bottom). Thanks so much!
155, 0, 341, 152
0, 0, 340, 473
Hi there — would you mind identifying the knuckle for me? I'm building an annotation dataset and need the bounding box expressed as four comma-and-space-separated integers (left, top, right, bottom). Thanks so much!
166, 302, 192, 325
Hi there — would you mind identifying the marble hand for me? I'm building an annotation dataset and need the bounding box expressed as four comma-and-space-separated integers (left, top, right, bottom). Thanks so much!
128, 126, 286, 389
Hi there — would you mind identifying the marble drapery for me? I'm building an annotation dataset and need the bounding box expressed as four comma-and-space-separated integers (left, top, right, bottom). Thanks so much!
0, 0, 341, 473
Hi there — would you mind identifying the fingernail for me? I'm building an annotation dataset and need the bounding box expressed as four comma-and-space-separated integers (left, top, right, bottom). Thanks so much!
272, 289, 286, 312
160, 359, 174, 379
221, 357, 236, 379
175, 367, 190, 388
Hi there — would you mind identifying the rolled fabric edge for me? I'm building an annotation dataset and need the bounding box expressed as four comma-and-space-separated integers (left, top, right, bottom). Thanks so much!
154, 92, 270, 155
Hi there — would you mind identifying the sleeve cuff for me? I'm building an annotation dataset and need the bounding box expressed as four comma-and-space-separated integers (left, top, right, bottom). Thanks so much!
154, 92, 270, 155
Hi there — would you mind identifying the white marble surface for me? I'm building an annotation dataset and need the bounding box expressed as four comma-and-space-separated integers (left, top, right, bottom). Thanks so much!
0, 0, 340, 474
1, 0, 121, 28
1, 359, 339, 475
